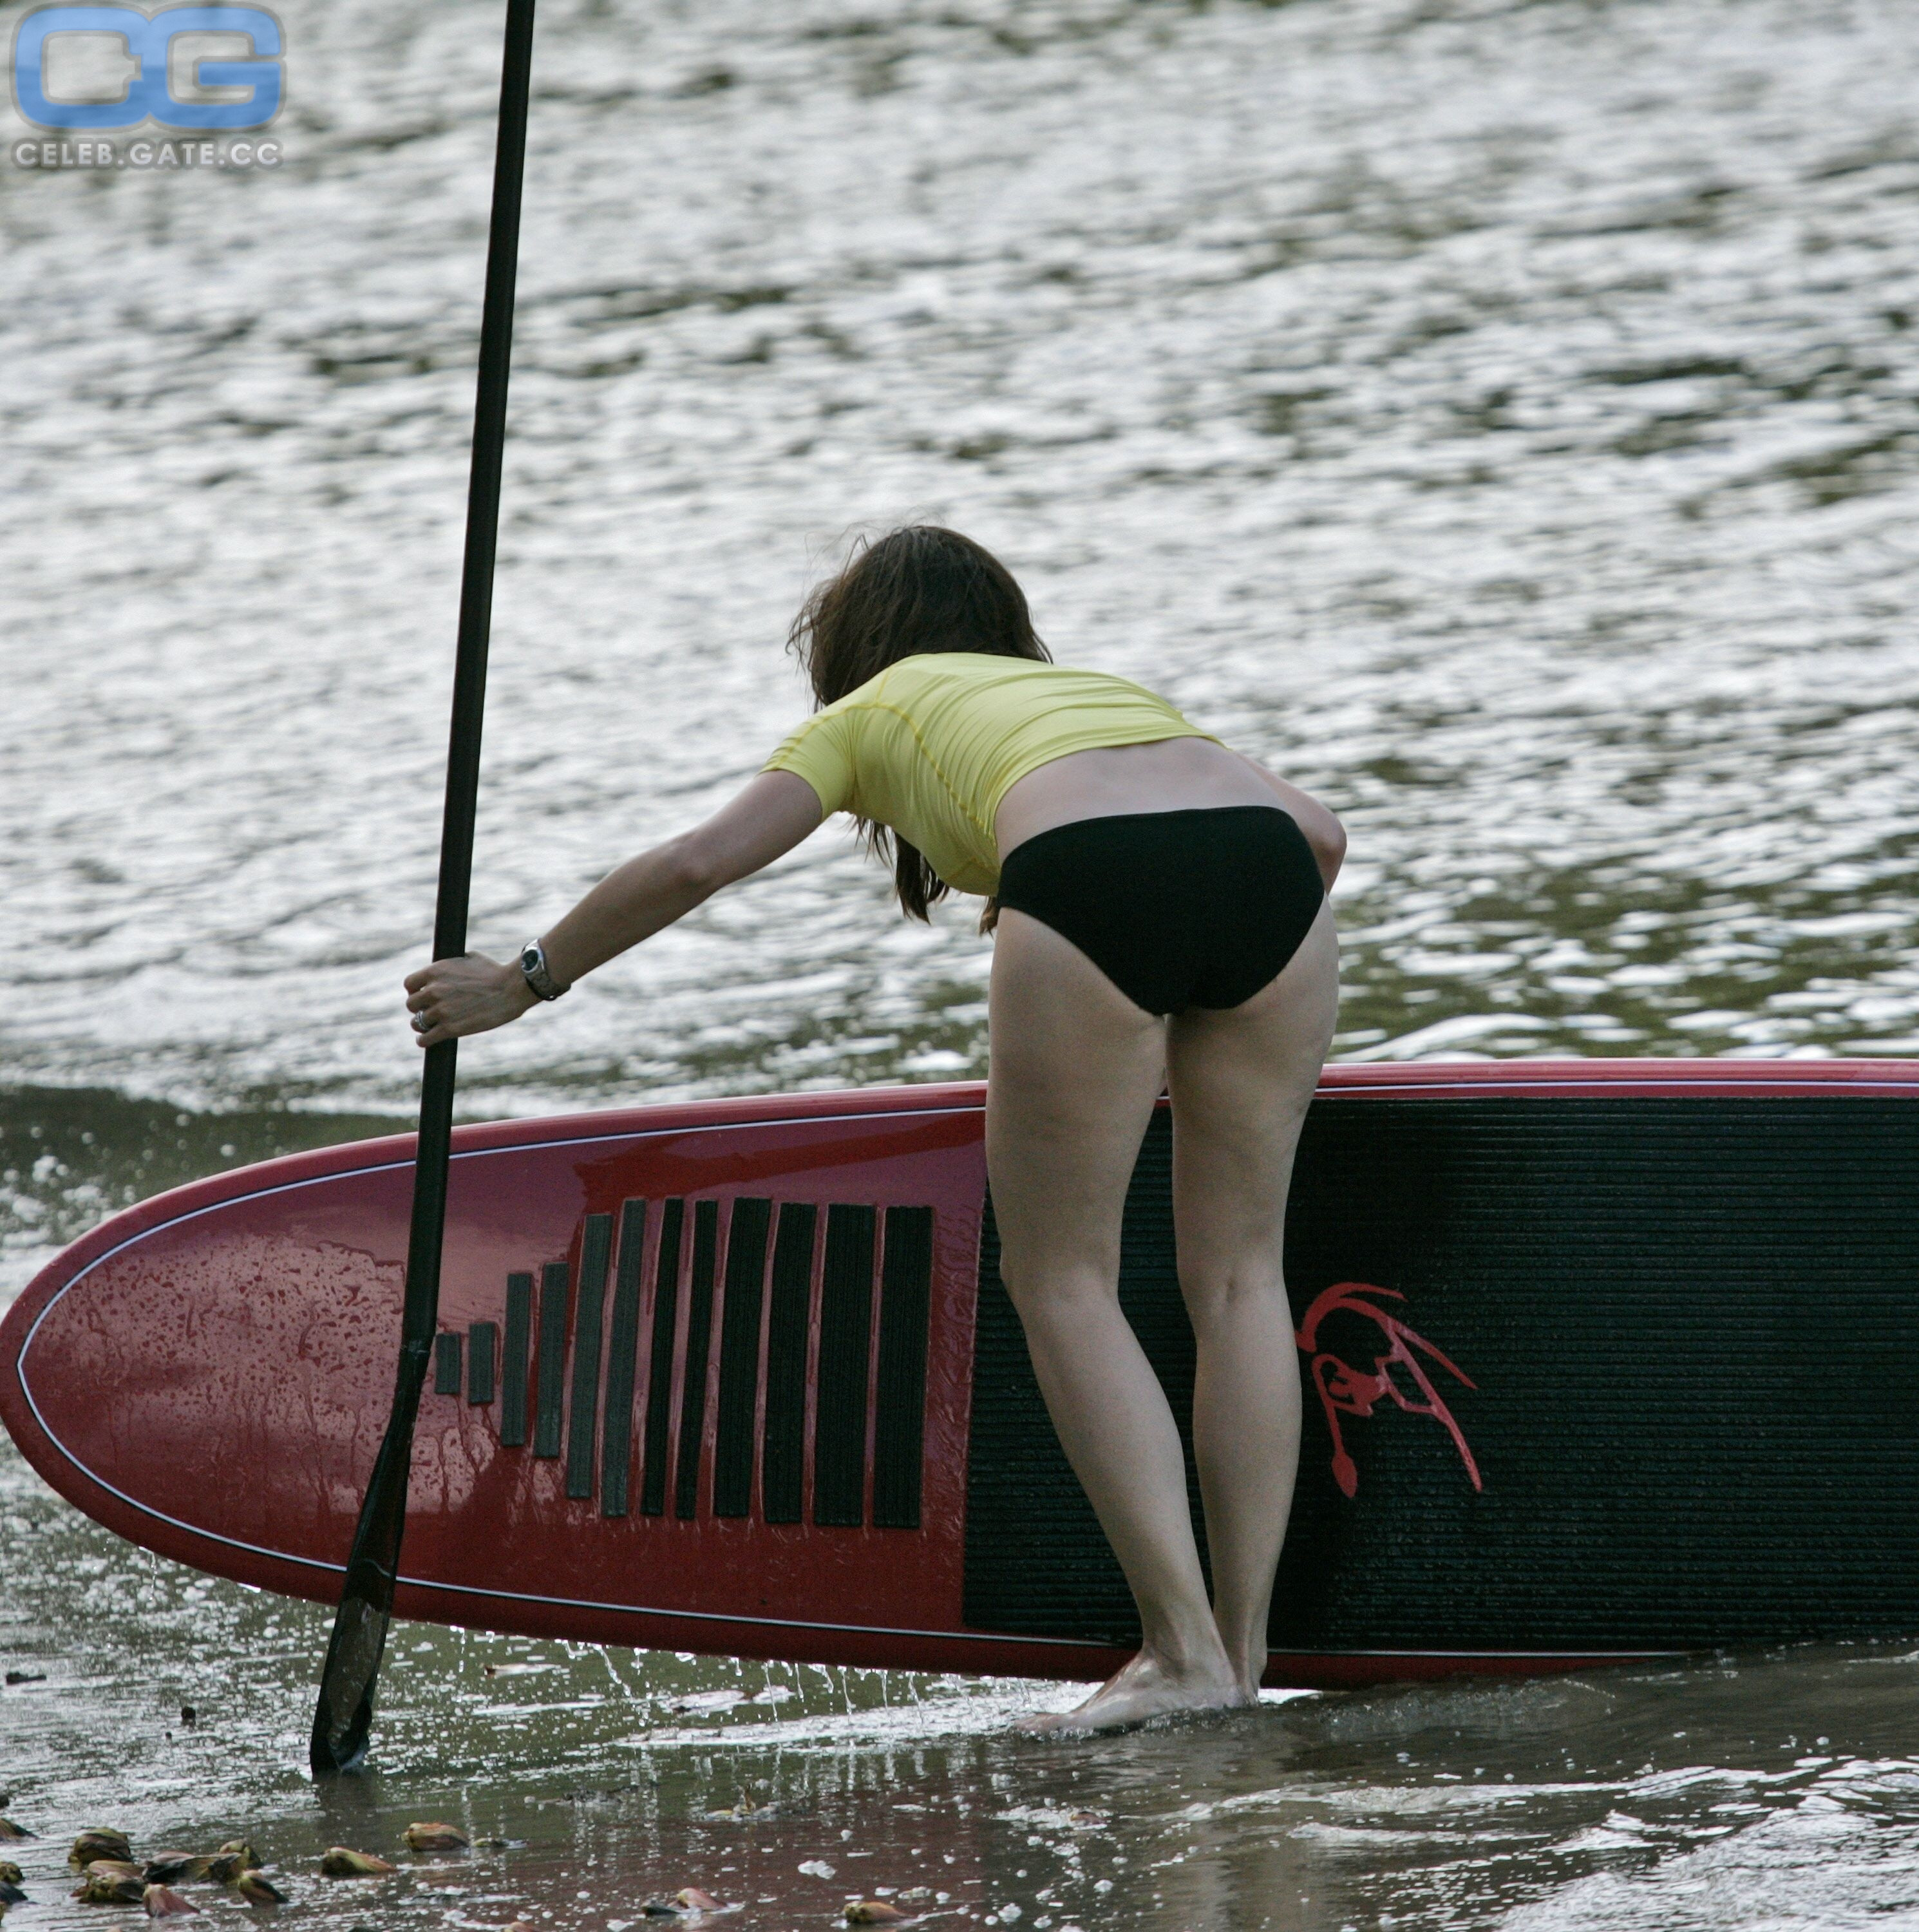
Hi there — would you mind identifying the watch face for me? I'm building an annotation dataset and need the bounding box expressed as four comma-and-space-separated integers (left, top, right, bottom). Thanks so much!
520, 946, 540, 971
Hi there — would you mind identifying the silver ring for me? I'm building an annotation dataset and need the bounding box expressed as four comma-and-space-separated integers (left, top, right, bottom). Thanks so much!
411, 1010, 432, 1034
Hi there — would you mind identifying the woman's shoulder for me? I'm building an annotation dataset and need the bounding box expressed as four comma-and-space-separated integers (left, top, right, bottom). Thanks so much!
887, 650, 1071, 690
834, 651, 1162, 712
922, 652, 1168, 701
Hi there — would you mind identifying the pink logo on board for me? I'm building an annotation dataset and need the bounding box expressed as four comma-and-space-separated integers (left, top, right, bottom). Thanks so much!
1295, 1282, 1482, 1499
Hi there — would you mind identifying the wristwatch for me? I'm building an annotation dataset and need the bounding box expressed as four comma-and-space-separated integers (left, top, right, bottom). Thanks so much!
518, 938, 569, 1001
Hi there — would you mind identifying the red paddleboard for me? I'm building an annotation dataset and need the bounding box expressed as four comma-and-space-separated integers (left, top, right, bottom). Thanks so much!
4, 1061, 1917, 1689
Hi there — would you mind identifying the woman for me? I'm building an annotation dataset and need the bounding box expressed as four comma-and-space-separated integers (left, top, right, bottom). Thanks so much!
406, 526, 1344, 1734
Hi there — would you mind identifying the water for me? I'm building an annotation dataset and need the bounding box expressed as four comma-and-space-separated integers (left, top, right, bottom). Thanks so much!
4, 0, 1919, 1924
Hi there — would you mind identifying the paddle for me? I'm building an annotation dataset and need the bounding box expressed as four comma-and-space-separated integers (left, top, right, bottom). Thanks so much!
308, 0, 538, 1777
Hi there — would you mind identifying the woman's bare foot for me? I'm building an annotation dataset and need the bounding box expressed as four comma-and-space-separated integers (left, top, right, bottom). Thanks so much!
1016, 1650, 1253, 1736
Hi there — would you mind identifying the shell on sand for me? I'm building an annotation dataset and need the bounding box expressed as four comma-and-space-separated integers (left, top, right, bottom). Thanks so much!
402, 1823, 469, 1855
318, 1848, 396, 1878
72, 1864, 146, 1904
69, 1832, 133, 1871
142, 1855, 214, 1886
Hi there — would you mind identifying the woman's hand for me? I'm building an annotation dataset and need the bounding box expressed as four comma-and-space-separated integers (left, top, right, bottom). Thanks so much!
404, 953, 539, 1048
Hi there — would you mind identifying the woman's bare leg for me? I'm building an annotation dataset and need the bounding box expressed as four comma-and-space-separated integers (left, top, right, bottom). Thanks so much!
1166, 898, 1339, 1692
987, 909, 1245, 1732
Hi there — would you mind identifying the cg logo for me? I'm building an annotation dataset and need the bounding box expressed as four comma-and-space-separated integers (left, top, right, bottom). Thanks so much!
12, 5, 283, 131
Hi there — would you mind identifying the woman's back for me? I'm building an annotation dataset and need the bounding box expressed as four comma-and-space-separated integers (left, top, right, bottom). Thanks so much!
764, 650, 1218, 895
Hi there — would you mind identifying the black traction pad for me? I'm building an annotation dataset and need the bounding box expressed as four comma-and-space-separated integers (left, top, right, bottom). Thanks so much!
964, 1099, 1919, 1652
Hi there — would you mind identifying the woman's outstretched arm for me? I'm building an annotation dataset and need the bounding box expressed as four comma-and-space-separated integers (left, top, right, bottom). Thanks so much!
404, 770, 824, 1047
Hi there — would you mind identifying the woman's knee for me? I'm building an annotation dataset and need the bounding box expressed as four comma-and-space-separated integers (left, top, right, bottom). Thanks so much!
997, 1253, 1122, 1321
1178, 1263, 1290, 1336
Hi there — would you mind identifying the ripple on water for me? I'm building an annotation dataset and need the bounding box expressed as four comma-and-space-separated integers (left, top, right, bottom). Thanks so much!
1, 0, 1916, 1116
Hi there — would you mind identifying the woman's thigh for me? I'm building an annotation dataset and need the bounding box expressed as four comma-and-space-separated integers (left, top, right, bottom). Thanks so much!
985, 909, 1169, 1291
1165, 899, 1339, 1299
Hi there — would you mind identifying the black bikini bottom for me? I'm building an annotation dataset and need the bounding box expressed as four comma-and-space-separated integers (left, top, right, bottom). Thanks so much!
995, 804, 1327, 1017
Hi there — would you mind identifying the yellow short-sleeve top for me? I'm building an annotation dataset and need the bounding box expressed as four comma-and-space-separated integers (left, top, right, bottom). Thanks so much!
762, 652, 1219, 896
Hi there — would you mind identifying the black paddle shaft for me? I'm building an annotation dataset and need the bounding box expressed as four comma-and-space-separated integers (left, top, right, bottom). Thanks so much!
309, 0, 538, 1778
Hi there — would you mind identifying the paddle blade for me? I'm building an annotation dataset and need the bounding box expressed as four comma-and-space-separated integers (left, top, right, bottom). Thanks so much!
308, 1343, 428, 1776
